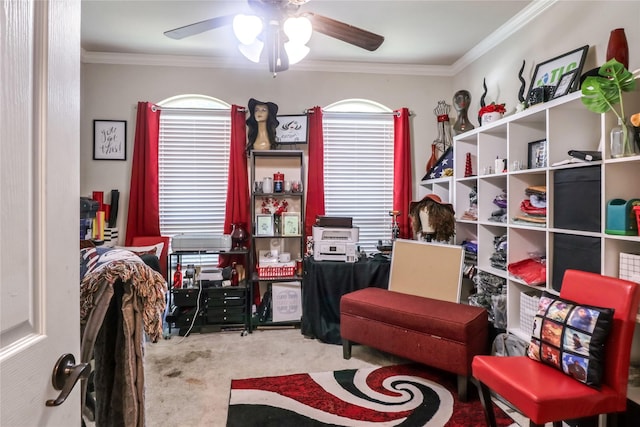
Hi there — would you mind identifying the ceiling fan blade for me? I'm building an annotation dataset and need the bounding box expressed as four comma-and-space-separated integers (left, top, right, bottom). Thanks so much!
304, 12, 384, 51
164, 15, 234, 40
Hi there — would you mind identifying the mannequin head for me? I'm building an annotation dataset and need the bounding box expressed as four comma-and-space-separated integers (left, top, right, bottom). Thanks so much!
246, 98, 279, 153
409, 194, 455, 242
453, 90, 471, 112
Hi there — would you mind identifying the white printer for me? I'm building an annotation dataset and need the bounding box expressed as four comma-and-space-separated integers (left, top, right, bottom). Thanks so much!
312, 225, 359, 262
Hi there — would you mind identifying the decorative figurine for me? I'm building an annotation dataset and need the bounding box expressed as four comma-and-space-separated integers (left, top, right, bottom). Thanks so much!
389, 210, 400, 241
173, 263, 183, 289
246, 98, 279, 154
435, 100, 453, 151
452, 90, 475, 135
516, 60, 527, 112
479, 78, 487, 126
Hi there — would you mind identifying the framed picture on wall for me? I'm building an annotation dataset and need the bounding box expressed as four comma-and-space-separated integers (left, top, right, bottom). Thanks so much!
256, 214, 274, 236
93, 120, 127, 160
282, 212, 300, 236
275, 115, 308, 145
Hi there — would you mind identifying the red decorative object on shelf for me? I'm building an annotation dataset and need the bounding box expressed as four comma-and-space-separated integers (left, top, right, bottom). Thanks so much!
606, 28, 629, 69
425, 144, 437, 172
464, 152, 473, 177
231, 223, 248, 249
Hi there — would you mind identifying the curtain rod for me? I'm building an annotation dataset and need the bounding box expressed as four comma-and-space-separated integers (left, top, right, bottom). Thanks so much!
304, 109, 411, 117
148, 106, 245, 113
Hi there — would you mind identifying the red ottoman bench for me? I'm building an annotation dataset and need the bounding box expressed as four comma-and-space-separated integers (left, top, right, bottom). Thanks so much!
340, 287, 488, 401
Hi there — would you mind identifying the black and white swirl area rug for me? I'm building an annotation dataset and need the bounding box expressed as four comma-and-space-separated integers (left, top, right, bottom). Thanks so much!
227, 364, 515, 426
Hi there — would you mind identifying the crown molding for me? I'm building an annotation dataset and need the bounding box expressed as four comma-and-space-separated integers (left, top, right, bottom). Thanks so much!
81, 50, 452, 76
81, 0, 557, 77
451, 0, 557, 74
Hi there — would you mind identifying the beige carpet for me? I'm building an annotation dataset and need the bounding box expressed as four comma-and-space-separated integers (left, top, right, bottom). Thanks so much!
141, 327, 526, 427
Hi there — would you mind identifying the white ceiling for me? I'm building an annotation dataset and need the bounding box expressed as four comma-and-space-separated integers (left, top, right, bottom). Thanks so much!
81, 0, 542, 72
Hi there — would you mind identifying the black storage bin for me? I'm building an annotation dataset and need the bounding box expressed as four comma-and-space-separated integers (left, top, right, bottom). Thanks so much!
552, 233, 601, 291
553, 165, 601, 232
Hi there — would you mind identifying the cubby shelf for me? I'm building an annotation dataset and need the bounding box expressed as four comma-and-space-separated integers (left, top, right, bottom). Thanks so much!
452, 89, 640, 402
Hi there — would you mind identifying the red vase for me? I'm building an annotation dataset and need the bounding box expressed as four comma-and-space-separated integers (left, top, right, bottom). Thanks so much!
606, 28, 629, 69
425, 144, 437, 173
231, 223, 248, 249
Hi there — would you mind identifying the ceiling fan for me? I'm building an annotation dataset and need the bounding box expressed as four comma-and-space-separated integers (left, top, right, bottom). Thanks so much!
164, 0, 385, 73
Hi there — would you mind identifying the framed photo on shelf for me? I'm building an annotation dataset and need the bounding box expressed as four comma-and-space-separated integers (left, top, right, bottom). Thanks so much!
282, 212, 300, 236
93, 119, 127, 160
256, 214, 274, 236
275, 114, 308, 145
551, 69, 579, 100
528, 139, 547, 169
528, 45, 588, 100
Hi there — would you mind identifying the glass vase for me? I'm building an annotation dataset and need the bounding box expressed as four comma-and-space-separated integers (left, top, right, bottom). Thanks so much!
425, 144, 437, 173
231, 223, 248, 249
606, 28, 629, 69
273, 215, 281, 235
610, 117, 636, 158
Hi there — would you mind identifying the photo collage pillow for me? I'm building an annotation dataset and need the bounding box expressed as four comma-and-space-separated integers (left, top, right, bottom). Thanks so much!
526, 291, 614, 388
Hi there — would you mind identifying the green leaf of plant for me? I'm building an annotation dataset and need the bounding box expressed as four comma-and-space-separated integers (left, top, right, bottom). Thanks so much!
581, 59, 636, 116
581, 77, 616, 113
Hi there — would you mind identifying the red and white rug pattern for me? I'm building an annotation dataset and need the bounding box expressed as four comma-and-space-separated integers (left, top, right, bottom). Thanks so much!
227, 364, 514, 426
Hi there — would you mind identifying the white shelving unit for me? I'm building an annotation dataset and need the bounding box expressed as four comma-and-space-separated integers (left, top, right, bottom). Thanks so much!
418, 176, 453, 203
452, 90, 640, 401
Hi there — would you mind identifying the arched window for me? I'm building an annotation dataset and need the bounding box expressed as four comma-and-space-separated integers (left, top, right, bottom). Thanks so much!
157, 95, 231, 239
323, 99, 394, 252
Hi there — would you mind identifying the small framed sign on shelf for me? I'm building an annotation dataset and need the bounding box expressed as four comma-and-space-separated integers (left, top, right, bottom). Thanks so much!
282, 212, 300, 236
528, 139, 547, 169
256, 214, 274, 236
551, 69, 579, 100
93, 120, 127, 160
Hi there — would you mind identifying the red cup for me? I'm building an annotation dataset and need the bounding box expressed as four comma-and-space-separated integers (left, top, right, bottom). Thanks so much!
296, 259, 303, 276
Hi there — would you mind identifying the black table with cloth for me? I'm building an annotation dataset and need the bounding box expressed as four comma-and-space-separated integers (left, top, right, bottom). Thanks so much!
301, 256, 391, 345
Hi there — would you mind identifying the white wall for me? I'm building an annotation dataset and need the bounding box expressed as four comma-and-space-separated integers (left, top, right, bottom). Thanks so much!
81, 65, 451, 234
453, 1, 640, 119
80, 0, 639, 238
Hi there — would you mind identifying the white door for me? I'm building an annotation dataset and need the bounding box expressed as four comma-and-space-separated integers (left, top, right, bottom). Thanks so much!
1, 0, 81, 425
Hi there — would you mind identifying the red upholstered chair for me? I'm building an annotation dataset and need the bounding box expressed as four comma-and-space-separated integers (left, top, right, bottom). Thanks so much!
131, 235, 171, 280
472, 269, 640, 427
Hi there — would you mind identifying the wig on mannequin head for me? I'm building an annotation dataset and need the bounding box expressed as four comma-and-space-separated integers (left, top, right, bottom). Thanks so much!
409, 194, 456, 242
246, 98, 279, 153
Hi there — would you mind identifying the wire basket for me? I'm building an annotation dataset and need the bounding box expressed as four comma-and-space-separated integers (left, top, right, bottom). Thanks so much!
258, 262, 296, 279
519, 291, 540, 336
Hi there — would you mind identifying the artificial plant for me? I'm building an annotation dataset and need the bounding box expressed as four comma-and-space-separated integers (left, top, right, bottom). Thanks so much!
581, 59, 638, 154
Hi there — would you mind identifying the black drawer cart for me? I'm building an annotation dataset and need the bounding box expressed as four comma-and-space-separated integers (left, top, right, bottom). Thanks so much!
166, 249, 250, 336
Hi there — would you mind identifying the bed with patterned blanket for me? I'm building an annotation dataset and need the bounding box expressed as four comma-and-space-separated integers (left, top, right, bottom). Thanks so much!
80, 246, 167, 427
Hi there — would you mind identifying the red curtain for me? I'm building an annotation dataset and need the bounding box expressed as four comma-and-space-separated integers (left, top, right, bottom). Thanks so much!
393, 108, 413, 239
304, 106, 325, 239
223, 105, 251, 234
125, 102, 161, 245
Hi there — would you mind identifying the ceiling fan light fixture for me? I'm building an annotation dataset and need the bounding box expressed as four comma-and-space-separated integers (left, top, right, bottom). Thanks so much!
283, 16, 312, 45
238, 39, 264, 63
233, 14, 263, 45
284, 42, 310, 65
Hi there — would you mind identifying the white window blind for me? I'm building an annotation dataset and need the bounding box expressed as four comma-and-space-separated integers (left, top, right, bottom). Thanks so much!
322, 111, 394, 253
158, 109, 231, 238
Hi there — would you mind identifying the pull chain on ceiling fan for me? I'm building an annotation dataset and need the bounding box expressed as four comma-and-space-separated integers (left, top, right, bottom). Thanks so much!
163, 0, 384, 74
